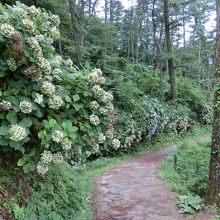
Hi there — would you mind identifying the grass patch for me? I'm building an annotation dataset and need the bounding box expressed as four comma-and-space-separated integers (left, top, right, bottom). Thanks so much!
0, 125, 211, 220
157, 138, 211, 214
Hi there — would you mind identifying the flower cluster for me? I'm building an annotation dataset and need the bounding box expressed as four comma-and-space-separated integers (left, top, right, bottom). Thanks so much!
52, 152, 64, 164
6, 58, 17, 71
27, 37, 42, 56
13, 6, 27, 17
37, 161, 49, 175
22, 19, 35, 33
89, 114, 100, 125
64, 59, 75, 72
51, 130, 64, 143
41, 150, 53, 164
48, 95, 64, 110
34, 93, 44, 105
41, 81, 55, 95
28, 5, 40, 16
24, 65, 42, 81
87, 68, 105, 85
50, 27, 60, 40
19, 100, 32, 114
37, 57, 51, 74
0, 100, 11, 111
112, 138, 120, 150
0, 23, 15, 38
98, 132, 106, 143
9, 125, 27, 141
90, 101, 99, 110
61, 138, 72, 151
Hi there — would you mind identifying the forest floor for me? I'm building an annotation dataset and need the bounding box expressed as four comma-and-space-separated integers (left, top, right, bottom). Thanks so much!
92, 136, 212, 220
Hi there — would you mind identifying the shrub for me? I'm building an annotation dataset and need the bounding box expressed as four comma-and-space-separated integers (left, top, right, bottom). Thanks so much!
0, 2, 117, 174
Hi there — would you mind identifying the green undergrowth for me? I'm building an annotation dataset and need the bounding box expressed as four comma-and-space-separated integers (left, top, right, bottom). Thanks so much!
158, 137, 211, 214
0, 125, 211, 220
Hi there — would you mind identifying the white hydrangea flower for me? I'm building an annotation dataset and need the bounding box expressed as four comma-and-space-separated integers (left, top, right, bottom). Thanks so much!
99, 107, 108, 115
92, 85, 104, 96
0, 24, 15, 38
89, 114, 100, 125
0, 100, 11, 111
93, 143, 100, 153
9, 124, 27, 141
112, 138, 120, 150
98, 133, 106, 143
89, 101, 100, 110
52, 152, 64, 164
40, 81, 55, 95
37, 57, 51, 74
19, 100, 32, 114
64, 59, 75, 71
53, 68, 62, 77
106, 128, 114, 139
6, 58, 17, 71
13, 6, 27, 17
51, 55, 62, 68
50, 27, 60, 40
48, 95, 64, 110
100, 91, 114, 104
34, 93, 44, 105
87, 68, 105, 85
27, 37, 42, 56
35, 34, 45, 43
28, 5, 40, 16
61, 138, 72, 151
51, 130, 64, 143
41, 150, 53, 164
22, 19, 35, 32
37, 161, 49, 175
51, 15, 61, 26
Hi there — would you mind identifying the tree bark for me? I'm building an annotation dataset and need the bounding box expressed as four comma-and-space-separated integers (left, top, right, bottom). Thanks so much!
69, 0, 83, 66
206, 0, 220, 207
163, 0, 176, 101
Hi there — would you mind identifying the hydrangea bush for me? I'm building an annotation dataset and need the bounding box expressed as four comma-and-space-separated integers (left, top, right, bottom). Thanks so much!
0, 2, 117, 174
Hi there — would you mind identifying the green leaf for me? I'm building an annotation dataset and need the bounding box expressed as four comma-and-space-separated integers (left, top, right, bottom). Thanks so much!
38, 130, 47, 139
10, 140, 22, 150
0, 126, 8, 135
69, 133, 77, 140
19, 118, 32, 128
28, 148, 36, 157
0, 70, 5, 77
73, 94, 80, 102
0, 138, 9, 146
17, 158, 26, 167
73, 103, 84, 111
6, 111, 17, 124
23, 162, 36, 173
49, 119, 57, 127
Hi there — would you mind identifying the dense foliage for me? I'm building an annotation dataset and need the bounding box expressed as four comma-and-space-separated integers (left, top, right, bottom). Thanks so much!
0, 0, 215, 219
158, 140, 210, 213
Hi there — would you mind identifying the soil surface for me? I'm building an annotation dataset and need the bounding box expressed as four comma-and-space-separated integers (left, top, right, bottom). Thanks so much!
92, 136, 211, 220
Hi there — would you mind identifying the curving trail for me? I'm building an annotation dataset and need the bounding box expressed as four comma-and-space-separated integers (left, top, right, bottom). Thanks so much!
92, 136, 211, 220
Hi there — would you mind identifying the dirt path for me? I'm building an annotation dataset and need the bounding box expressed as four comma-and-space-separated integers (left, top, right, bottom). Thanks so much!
92, 136, 211, 220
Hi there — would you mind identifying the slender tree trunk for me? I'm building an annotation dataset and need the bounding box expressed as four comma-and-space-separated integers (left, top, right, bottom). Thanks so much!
206, 0, 220, 207
69, 0, 83, 66
163, 0, 176, 101
182, 7, 186, 48
105, 0, 108, 23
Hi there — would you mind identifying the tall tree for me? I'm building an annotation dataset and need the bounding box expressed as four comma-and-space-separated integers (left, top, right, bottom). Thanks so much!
206, 0, 220, 207
163, 0, 176, 100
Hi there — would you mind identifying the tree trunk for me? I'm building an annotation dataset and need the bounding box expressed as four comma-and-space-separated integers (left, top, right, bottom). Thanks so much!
206, 0, 220, 207
69, 0, 83, 66
105, 0, 108, 23
163, 0, 176, 101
